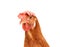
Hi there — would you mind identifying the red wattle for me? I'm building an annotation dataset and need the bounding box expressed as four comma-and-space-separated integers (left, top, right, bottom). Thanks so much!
22, 23, 31, 32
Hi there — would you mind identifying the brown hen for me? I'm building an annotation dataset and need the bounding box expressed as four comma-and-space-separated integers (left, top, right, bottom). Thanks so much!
18, 11, 49, 47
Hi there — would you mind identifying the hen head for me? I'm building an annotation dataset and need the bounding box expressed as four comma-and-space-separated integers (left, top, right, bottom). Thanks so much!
18, 11, 36, 32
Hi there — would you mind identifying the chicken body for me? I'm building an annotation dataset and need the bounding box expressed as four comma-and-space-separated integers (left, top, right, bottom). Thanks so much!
24, 19, 49, 47
18, 11, 49, 47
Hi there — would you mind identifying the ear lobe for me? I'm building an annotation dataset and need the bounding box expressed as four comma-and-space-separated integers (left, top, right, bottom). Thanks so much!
32, 19, 36, 29
33, 21, 36, 28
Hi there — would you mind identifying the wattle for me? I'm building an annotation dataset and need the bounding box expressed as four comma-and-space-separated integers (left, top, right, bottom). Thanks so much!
22, 23, 32, 32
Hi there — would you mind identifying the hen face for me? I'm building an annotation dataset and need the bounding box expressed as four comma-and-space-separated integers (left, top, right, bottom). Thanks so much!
18, 11, 36, 32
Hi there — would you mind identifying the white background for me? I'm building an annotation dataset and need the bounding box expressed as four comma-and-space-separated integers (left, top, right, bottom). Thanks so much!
0, 0, 60, 47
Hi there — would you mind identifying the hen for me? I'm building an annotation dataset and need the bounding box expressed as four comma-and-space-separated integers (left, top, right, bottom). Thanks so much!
18, 11, 49, 47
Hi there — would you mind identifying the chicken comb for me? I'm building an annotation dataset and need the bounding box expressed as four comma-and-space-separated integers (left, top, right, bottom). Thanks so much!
18, 11, 35, 19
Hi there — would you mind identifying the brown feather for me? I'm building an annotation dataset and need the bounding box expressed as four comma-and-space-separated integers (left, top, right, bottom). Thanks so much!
24, 16, 49, 47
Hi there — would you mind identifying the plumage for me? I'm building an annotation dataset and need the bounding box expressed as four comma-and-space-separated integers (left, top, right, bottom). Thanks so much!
18, 11, 49, 47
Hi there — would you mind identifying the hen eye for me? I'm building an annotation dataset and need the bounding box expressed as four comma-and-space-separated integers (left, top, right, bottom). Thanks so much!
30, 17, 32, 19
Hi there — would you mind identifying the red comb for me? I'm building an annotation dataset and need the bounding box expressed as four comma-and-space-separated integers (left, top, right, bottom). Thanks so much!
18, 11, 35, 19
